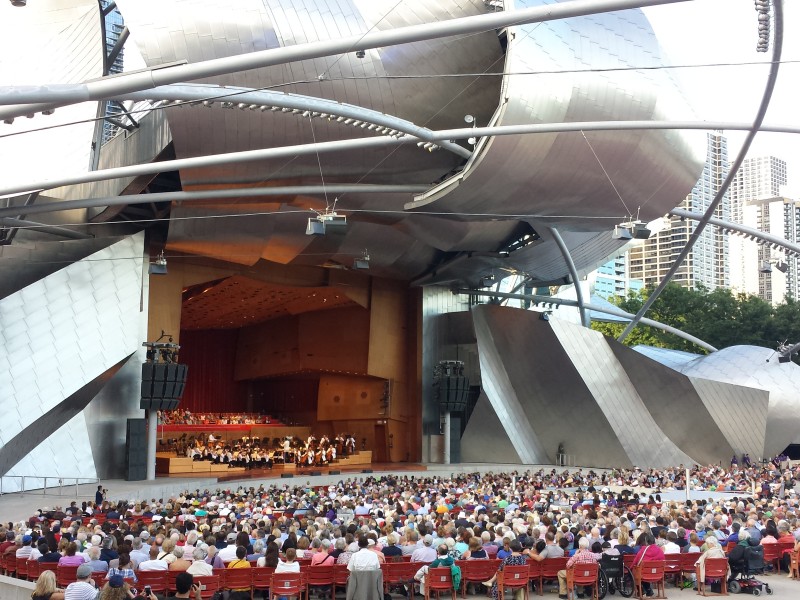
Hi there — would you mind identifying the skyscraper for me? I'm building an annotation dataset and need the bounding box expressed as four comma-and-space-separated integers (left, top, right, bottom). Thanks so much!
729, 156, 791, 304
628, 132, 730, 290
101, 0, 125, 143
593, 253, 643, 299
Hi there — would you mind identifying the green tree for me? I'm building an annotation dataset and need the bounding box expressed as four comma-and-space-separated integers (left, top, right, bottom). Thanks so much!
591, 284, 798, 359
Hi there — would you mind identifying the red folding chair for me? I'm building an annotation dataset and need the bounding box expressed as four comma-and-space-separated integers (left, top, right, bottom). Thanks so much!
383, 561, 419, 598
789, 550, 799, 580
695, 557, 728, 597
194, 575, 223, 600
5, 553, 18, 578
224, 568, 253, 597
566, 562, 599, 600
306, 565, 334, 600
680, 553, 698, 582
540, 558, 568, 596
56, 564, 79, 588
456, 559, 494, 598
633, 560, 666, 599
761, 543, 781, 573
253, 566, 276, 597
499, 564, 531, 600
333, 563, 350, 597
91, 572, 107, 589
168, 570, 181, 594
270, 571, 306, 600
15, 555, 28, 580
663, 554, 683, 587
528, 559, 543, 594
136, 570, 169, 594
425, 567, 456, 600
27, 559, 43, 581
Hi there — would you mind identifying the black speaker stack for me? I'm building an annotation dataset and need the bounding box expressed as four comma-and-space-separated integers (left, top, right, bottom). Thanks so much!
125, 419, 148, 481
140, 362, 188, 410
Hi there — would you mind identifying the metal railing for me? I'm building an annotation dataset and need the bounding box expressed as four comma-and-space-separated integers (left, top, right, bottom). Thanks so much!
0, 476, 100, 497
556, 453, 576, 467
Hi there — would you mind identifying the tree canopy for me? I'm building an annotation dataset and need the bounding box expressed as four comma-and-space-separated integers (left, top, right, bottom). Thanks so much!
591, 284, 800, 358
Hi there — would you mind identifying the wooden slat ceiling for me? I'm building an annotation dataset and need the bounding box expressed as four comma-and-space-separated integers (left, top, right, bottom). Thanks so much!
180, 275, 357, 330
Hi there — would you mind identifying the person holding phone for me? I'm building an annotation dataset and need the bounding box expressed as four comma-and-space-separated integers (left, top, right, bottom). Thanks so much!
130, 572, 201, 600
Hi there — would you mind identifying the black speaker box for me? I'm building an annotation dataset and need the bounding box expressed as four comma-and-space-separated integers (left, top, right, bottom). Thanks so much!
328, 470, 340, 475
310, 471, 322, 476
361, 469, 373, 473
280, 473, 294, 479
125, 418, 147, 481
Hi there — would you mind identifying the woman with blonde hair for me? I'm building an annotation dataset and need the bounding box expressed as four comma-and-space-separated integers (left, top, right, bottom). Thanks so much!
31, 570, 65, 600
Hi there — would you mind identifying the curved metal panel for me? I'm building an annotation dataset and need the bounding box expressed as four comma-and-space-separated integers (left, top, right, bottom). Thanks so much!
410, 0, 704, 230
469, 305, 789, 467
0, 0, 104, 195
472, 303, 633, 466
111, 0, 703, 287
678, 346, 800, 458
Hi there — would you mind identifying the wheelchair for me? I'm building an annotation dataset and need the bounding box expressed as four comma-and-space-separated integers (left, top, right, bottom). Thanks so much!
597, 554, 634, 599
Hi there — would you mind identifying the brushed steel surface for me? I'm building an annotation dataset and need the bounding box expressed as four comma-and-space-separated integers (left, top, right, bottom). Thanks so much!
468, 304, 786, 467
549, 316, 694, 467
608, 338, 743, 463
472, 303, 632, 466
0, 233, 146, 492
109, 0, 703, 287
678, 346, 800, 458
460, 390, 522, 464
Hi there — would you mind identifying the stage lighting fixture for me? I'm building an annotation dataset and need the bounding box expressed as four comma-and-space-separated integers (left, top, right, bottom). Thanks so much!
539, 312, 551, 322
148, 251, 168, 275
306, 217, 325, 235
778, 354, 792, 364
612, 225, 632, 240
10, 0, 27, 6
775, 260, 789, 274
630, 220, 651, 239
355, 50, 365, 59
353, 249, 370, 270
759, 261, 773, 274
319, 212, 347, 231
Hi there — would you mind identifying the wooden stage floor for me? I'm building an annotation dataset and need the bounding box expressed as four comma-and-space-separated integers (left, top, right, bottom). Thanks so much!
159, 461, 427, 482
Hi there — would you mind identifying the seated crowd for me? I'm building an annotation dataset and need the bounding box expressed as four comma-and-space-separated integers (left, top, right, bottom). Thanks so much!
158, 410, 274, 426
3, 461, 799, 600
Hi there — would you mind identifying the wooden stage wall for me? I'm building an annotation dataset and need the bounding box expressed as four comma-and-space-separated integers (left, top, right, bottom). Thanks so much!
158, 425, 311, 442
153, 262, 422, 462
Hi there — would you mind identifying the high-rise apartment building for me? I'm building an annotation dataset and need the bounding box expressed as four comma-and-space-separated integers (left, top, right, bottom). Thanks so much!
101, 1, 125, 143
628, 132, 729, 290
733, 196, 799, 304
593, 253, 643, 299
731, 156, 788, 214
729, 156, 792, 304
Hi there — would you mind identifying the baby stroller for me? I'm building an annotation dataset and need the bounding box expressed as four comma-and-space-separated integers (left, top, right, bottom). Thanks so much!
728, 544, 773, 596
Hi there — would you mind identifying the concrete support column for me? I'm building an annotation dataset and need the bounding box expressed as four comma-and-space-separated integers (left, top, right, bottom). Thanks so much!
146, 410, 157, 480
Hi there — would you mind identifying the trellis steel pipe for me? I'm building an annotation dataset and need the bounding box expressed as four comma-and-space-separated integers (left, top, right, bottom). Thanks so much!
0, 0, 692, 120
618, 0, 785, 343
456, 288, 717, 352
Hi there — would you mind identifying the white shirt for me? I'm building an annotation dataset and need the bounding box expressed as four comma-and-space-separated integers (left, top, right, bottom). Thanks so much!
138, 558, 169, 571
187, 560, 214, 576
347, 548, 381, 572
218, 544, 239, 562
663, 542, 681, 555
276, 560, 301, 573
